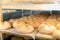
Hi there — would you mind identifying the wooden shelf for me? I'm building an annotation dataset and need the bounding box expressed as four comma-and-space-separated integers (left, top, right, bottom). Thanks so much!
0, 28, 36, 39
2, 4, 60, 10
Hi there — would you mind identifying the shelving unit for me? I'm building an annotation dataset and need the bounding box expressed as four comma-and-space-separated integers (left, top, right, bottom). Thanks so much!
0, 1, 60, 40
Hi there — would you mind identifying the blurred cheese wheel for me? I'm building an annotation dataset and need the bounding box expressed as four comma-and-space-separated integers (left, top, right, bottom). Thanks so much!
9, 19, 15, 24
0, 21, 11, 30
56, 22, 60, 30
13, 20, 34, 34
38, 23, 56, 34
12, 21, 19, 28
15, 24, 34, 34
52, 30, 60, 39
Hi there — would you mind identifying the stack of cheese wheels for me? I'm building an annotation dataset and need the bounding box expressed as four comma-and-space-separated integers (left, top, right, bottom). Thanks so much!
38, 14, 57, 38
27, 15, 41, 28
19, 16, 28, 23
45, 14, 57, 25
52, 14, 60, 39
0, 5, 11, 30
19, 15, 40, 28
27, 13, 50, 28
56, 14, 60, 21
38, 21, 56, 35
37, 14, 60, 39
13, 20, 34, 34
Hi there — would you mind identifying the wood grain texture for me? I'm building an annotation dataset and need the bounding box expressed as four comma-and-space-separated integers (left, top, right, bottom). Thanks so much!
11, 0, 54, 4
2, 4, 42, 10
0, 0, 55, 4
0, 5, 3, 22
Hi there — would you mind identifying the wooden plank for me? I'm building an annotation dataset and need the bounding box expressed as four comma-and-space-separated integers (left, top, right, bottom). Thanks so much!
0, 0, 54, 4
2, 4, 60, 10
2, 4, 42, 10
0, 5, 3, 22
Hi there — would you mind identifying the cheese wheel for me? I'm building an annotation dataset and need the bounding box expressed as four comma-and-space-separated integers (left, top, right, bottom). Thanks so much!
15, 24, 34, 33
38, 23, 56, 34
56, 22, 60, 30
0, 21, 11, 30
52, 30, 60, 39
13, 21, 34, 34
9, 19, 15, 24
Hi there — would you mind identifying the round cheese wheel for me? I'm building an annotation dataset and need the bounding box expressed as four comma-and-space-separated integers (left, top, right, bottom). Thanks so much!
52, 30, 60, 39
13, 21, 34, 34
0, 21, 11, 30
38, 23, 56, 34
